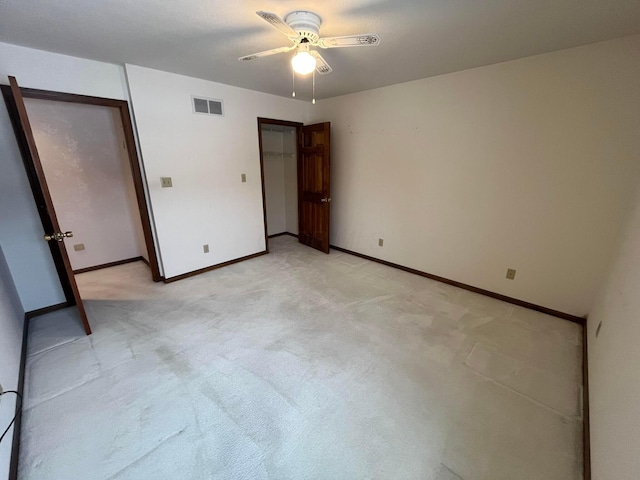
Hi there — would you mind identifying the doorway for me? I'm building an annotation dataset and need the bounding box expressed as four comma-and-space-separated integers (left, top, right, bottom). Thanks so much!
2, 79, 160, 335
257, 117, 331, 254
260, 121, 299, 239
24, 98, 150, 275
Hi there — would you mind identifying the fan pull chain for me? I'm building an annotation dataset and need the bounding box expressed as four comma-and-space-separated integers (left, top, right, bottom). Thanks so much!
312, 70, 316, 105
292, 68, 296, 98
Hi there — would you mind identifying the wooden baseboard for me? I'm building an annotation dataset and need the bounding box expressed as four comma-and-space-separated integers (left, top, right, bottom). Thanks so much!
583, 323, 591, 480
330, 243, 590, 474
329, 245, 585, 325
11, 302, 73, 478
73, 256, 144, 275
24, 301, 71, 320
9, 312, 30, 480
15, 299, 70, 477
268, 232, 299, 239
164, 251, 268, 283
10, 240, 591, 480
140, 256, 150, 267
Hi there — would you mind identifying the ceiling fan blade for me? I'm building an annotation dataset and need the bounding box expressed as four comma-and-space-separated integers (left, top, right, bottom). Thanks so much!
238, 46, 294, 62
310, 51, 333, 75
256, 11, 299, 39
318, 34, 381, 49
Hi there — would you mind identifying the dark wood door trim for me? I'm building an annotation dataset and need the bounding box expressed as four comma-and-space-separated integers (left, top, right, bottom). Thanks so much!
257, 117, 304, 251
0, 84, 162, 283
117, 100, 161, 282
583, 324, 591, 480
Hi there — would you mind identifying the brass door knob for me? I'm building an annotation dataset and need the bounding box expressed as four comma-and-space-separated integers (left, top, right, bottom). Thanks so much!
44, 231, 73, 242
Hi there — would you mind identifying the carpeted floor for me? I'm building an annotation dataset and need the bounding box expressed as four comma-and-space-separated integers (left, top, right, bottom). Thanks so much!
19, 236, 583, 479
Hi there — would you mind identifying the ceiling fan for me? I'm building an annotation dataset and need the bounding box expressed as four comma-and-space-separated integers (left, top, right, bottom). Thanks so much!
239, 11, 381, 77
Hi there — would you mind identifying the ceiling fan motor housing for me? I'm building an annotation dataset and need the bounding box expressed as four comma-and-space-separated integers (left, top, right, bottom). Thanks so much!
285, 11, 321, 43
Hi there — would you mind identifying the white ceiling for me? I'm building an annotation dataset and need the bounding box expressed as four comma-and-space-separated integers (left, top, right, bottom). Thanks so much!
1, 0, 639, 100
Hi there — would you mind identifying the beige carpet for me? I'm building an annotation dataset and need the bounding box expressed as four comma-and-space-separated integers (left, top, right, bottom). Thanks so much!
20, 236, 583, 479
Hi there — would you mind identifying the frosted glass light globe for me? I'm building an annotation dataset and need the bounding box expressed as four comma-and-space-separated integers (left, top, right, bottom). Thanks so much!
292, 51, 316, 75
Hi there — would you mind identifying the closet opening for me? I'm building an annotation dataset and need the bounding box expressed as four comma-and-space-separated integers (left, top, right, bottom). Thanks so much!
258, 118, 302, 249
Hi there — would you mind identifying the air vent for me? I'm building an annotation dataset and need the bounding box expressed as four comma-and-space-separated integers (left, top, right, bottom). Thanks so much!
192, 96, 224, 117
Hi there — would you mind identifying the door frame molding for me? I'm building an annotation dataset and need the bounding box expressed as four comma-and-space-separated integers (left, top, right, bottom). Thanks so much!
257, 117, 303, 252
1, 85, 162, 285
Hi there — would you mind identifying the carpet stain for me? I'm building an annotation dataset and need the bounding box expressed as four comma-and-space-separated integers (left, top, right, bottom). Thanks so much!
155, 345, 193, 377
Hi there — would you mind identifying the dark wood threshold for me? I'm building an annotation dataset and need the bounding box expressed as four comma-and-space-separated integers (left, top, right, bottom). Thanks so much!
164, 251, 268, 283
268, 232, 299, 239
329, 245, 585, 325
583, 323, 591, 480
73, 256, 144, 275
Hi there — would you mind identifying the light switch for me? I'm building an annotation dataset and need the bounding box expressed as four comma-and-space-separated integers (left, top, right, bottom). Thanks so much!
161, 177, 173, 188
241, 174, 247, 183
74, 243, 85, 251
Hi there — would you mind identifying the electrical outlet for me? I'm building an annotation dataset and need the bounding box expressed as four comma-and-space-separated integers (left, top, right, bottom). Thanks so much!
203, 244, 209, 253
74, 243, 85, 251
506, 268, 516, 280
161, 177, 173, 188
241, 174, 247, 183
378, 238, 384, 247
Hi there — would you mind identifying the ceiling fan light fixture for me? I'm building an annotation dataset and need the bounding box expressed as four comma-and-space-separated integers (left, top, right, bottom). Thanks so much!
291, 50, 316, 75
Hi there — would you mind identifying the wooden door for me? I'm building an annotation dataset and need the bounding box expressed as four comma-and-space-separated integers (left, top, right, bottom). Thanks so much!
4, 76, 91, 334
298, 122, 331, 253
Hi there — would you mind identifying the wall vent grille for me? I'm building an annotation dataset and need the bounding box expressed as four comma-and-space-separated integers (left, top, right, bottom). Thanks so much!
192, 96, 224, 117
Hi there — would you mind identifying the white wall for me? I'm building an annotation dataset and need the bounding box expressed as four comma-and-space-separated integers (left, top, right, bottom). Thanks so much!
0, 100, 64, 310
262, 127, 298, 236
587, 184, 640, 480
309, 35, 640, 317
125, 65, 309, 279
283, 129, 298, 235
262, 130, 287, 235
0, 41, 130, 310
24, 98, 146, 270
0, 246, 25, 480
